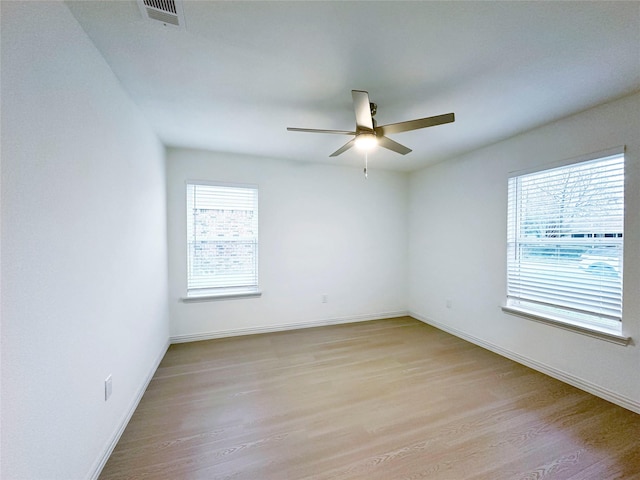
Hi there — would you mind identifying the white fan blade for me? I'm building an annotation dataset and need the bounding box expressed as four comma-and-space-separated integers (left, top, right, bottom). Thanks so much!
352, 90, 374, 131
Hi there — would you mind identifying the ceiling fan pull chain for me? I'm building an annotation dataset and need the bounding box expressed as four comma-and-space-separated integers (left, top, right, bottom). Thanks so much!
364, 152, 368, 179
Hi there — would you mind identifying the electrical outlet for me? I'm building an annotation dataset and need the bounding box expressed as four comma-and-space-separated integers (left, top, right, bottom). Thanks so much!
105, 375, 113, 401
446, 299, 452, 309
322, 294, 328, 303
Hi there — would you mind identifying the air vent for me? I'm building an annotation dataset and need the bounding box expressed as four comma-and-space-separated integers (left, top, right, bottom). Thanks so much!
137, 0, 185, 28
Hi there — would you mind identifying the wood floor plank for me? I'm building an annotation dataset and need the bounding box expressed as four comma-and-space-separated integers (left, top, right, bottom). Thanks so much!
99, 317, 640, 480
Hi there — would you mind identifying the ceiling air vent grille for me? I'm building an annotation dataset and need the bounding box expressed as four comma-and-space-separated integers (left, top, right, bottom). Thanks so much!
137, 0, 185, 28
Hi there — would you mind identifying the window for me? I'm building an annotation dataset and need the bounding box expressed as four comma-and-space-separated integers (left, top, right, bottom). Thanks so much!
505, 150, 624, 336
186, 182, 259, 298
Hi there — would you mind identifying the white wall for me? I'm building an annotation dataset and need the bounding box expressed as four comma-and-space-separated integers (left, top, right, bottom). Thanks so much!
408, 92, 640, 410
1, 2, 169, 479
167, 148, 408, 339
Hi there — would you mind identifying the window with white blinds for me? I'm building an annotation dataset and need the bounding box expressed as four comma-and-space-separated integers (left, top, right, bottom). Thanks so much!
506, 151, 624, 331
186, 182, 259, 297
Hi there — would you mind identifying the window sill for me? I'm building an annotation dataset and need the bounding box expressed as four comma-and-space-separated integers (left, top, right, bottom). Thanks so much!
501, 305, 630, 346
182, 290, 262, 302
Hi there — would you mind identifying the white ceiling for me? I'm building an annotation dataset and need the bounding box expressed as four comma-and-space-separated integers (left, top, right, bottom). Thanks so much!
67, 1, 640, 172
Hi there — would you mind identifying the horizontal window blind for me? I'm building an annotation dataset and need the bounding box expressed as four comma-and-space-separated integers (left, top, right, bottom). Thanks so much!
507, 153, 624, 327
186, 183, 258, 296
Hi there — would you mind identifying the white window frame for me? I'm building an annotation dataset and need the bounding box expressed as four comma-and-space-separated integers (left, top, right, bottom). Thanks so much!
183, 181, 261, 301
502, 147, 630, 345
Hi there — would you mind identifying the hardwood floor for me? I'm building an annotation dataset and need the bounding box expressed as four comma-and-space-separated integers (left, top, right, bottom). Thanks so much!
99, 317, 640, 479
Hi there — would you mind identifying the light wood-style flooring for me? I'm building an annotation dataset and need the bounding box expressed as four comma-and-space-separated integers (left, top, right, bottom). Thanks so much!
99, 317, 640, 479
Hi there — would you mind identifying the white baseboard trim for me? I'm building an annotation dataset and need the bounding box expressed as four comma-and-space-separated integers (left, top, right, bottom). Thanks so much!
170, 310, 410, 344
409, 311, 640, 415
88, 339, 170, 480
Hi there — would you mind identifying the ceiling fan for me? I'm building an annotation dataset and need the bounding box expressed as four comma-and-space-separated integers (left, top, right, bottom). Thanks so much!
287, 90, 455, 157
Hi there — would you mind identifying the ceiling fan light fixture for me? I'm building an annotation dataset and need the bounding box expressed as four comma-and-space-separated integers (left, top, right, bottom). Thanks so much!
355, 133, 377, 151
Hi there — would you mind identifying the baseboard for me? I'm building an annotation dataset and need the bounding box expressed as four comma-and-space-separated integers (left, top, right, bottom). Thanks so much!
170, 310, 409, 344
88, 339, 170, 480
409, 311, 640, 415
